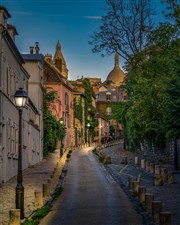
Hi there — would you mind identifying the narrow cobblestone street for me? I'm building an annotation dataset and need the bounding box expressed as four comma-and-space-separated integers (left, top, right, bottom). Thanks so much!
39, 146, 144, 225
0, 144, 179, 225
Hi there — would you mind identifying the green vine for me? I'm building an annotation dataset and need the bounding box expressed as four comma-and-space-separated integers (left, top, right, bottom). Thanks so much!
74, 97, 83, 123
43, 88, 66, 156
82, 79, 98, 140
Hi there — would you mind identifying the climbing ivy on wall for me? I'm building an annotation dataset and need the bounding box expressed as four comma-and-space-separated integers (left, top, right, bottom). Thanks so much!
74, 97, 83, 123
43, 88, 66, 156
82, 79, 98, 139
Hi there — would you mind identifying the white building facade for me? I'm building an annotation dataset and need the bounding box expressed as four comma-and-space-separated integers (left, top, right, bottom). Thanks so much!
0, 6, 43, 183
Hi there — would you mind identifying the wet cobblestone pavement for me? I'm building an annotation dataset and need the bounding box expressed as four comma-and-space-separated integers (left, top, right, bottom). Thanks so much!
99, 144, 180, 225
0, 150, 61, 225
0, 144, 179, 225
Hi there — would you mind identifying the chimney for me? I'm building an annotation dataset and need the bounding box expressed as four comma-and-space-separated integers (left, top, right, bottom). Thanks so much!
29, 46, 34, 54
35, 42, 40, 54
0, 6, 11, 28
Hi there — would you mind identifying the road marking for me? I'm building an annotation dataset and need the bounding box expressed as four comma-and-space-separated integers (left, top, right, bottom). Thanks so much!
119, 165, 128, 173
101, 164, 115, 184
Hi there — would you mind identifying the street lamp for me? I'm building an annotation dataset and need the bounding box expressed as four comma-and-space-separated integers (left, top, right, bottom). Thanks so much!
87, 123, 90, 146
59, 118, 64, 157
14, 88, 28, 219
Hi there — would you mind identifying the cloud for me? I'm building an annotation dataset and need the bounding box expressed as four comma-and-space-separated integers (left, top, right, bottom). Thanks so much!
11, 11, 32, 16
46, 14, 101, 19
82, 16, 101, 20
45, 14, 65, 17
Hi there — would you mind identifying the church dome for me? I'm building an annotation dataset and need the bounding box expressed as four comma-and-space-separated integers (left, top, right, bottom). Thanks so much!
106, 53, 125, 87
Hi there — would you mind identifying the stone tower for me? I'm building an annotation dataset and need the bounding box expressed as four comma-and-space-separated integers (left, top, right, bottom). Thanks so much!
53, 40, 68, 79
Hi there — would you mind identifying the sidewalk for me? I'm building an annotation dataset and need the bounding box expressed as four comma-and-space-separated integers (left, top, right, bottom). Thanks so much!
98, 144, 180, 225
0, 149, 66, 225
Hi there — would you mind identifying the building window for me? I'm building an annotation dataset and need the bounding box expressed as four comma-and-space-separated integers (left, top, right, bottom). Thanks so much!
7, 119, 11, 154
65, 93, 69, 105
106, 92, 111, 101
106, 107, 112, 115
7, 119, 18, 156
67, 114, 71, 128
6, 67, 10, 95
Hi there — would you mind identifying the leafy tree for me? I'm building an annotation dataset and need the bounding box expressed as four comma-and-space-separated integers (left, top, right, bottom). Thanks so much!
124, 0, 180, 152
89, 0, 154, 65
111, 102, 127, 124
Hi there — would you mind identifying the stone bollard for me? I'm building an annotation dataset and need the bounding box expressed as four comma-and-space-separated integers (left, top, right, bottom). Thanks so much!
132, 181, 140, 194
161, 168, 168, 182
128, 176, 136, 190
152, 201, 162, 223
121, 156, 128, 164
155, 165, 161, 175
35, 191, 43, 208
145, 161, 150, 172
160, 212, 172, 225
154, 174, 163, 186
150, 163, 155, 173
9, 209, 20, 225
168, 172, 174, 184
141, 159, 146, 169
138, 186, 146, 203
43, 183, 49, 197
134, 156, 139, 166
145, 193, 154, 214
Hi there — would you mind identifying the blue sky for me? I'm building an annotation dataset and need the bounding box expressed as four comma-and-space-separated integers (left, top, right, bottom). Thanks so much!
1, 0, 166, 81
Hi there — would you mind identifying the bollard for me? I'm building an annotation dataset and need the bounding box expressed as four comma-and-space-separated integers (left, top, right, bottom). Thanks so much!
134, 156, 139, 166
121, 156, 128, 164
150, 163, 155, 173
132, 181, 140, 194
9, 209, 20, 225
168, 172, 174, 184
145, 193, 154, 213
35, 191, 43, 208
160, 212, 172, 225
161, 168, 168, 182
154, 174, 163, 186
152, 201, 162, 223
43, 183, 49, 197
155, 165, 161, 175
141, 159, 146, 169
138, 186, 146, 203
128, 176, 136, 190
145, 161, 150, 172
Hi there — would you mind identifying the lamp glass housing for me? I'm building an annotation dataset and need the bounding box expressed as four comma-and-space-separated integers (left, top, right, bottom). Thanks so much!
14, 88, 28, 107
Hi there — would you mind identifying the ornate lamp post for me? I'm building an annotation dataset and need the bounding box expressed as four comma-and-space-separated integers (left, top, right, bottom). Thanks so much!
87, 123, 90, 146
14, 88, 28, 219
59, 118, 64, 157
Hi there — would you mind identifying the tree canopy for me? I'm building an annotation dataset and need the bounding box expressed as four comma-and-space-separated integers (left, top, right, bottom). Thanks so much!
89, 0, 154, 66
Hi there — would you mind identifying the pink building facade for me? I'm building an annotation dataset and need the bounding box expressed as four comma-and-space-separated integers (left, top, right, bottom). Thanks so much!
43, 42, 74, 148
